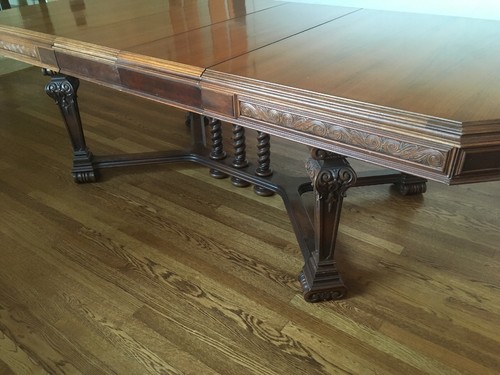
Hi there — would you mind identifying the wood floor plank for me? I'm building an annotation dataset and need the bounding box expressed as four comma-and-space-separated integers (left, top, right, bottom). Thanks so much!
0, 327, 51, 375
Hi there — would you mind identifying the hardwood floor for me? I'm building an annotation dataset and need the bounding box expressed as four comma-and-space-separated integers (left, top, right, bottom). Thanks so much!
0, 65, 499, 374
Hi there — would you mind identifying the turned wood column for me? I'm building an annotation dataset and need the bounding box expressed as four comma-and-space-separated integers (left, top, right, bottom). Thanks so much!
254, 131, 274, 196
44, 71, 97, 183
299, 149, 356, 302
208, 117, 228, 179
231, 124, 250, 187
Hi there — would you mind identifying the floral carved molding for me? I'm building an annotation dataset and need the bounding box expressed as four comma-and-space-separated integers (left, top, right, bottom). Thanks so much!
239, 102, 446, 169
0, 41, 38, 58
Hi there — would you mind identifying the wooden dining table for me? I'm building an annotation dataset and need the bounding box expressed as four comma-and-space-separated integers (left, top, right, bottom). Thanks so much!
1, 0, 499, 302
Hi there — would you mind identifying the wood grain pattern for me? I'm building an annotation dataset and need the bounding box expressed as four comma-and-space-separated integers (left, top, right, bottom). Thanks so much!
2, 1, 500, 184
0, 66, 499, 374
211, 9, 500, 123
127, 3, 356, 67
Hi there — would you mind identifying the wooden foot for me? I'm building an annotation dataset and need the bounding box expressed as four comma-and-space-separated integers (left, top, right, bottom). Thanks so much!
299, 262, 347, 302
72, 150, 98, 183
393, 174, 427, 195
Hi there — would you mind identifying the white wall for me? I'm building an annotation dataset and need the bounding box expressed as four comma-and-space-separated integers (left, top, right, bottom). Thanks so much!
283, 0, 500, 20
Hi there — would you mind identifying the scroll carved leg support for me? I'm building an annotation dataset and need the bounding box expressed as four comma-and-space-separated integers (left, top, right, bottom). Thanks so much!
44, 71, 97, 183
299, 150, 356, 302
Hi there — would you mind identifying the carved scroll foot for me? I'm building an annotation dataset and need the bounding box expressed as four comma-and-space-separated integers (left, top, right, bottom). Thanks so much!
393, 174, 427, 195
73, 170, 98, 183
299, 262, 347, 302
72, 149, 97, 183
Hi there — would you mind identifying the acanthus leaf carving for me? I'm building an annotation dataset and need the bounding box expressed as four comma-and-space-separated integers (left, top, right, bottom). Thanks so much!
0, 41, 38, 58
240, 102, 445, 169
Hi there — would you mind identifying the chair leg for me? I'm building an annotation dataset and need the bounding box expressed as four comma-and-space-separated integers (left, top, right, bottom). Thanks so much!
0, 0, 11, 10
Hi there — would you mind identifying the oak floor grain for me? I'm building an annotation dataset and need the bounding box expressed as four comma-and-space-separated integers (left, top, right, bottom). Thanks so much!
0, 65, 499, 375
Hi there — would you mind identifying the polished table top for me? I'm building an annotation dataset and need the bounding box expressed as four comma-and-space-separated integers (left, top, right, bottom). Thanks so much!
1, 0, 500, 184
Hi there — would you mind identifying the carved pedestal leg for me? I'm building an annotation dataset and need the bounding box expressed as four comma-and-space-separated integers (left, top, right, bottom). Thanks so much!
208, 117, 228, 179
231, 125, 251, 187
44, 71, 97, 183
299, 149, 356, 302
254, 131, 274, 196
